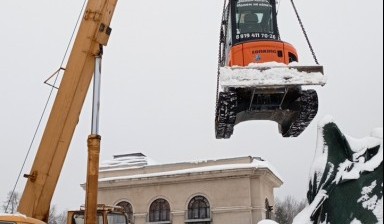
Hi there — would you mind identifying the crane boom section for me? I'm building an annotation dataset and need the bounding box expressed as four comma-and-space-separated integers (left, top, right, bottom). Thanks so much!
18, 0, 118, 221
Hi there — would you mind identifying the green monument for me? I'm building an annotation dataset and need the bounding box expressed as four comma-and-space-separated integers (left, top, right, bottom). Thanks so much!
293, 116, 383, 224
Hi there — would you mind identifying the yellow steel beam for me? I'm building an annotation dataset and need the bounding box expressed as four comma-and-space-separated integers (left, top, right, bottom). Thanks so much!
18, 0, 118, 221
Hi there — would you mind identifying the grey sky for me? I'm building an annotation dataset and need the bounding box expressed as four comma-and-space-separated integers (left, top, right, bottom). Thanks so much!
0, 0, 383, 212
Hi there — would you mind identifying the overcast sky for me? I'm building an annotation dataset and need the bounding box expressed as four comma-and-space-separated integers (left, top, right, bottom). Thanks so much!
0, 0, 382, 212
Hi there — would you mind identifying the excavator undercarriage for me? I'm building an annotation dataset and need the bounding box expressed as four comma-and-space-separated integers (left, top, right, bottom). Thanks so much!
215, 64, 325, 139
215, 86, 319, 139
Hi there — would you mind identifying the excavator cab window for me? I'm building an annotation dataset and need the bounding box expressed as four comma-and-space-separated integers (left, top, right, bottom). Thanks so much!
237, 11, 264, 33
288, 52, 298, 62
232, 0, 279, 43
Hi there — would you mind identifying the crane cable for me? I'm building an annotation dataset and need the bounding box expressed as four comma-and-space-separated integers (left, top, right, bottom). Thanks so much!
215, 0, 228, 119
290, 0, 320, 65
5, 0, 88, 212
277, 0, 282, 14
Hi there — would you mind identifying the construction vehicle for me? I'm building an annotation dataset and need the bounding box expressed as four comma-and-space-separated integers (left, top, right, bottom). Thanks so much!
215, 0, 326, 139
0, 0, 129, 223
67, 204, 128, 224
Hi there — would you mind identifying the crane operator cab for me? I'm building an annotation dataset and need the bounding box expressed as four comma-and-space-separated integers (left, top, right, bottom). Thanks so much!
215, 0, 325, 139
67, 205, 129, 224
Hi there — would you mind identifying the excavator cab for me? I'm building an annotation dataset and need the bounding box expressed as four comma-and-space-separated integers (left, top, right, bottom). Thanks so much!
67, 205, 129, 224
215, 0, 326, 139
225, 0, 297, 66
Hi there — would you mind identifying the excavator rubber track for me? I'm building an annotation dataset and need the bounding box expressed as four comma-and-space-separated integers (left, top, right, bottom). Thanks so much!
280, 89, 318, 137
215, 88, 319, 139
215, 92, 237, 139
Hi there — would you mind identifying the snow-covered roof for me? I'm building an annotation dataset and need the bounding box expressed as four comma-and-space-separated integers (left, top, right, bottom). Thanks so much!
99, 152, 157, 171
219, 62, 327, 88
98, 155, 282, 184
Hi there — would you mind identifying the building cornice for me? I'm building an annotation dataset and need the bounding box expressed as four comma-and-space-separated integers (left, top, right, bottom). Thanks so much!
97, 167, 282, 190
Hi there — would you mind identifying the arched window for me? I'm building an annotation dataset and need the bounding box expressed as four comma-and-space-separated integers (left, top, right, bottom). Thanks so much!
265, 198, 273, 219
187, 196, 211, 223
149, 198, 170, 222
116, 201, 134, 223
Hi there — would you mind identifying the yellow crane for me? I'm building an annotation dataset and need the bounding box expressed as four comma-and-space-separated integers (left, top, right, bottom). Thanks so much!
0, 0, 128, 223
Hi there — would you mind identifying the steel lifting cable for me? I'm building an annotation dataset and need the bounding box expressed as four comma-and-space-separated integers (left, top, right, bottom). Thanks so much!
5, 0, 88, 212
277, 0, 283, 15
216, 0, 228, 115
290, 0, 320, 65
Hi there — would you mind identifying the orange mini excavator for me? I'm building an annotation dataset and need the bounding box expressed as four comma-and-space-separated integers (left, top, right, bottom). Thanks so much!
215, 0, 326, 139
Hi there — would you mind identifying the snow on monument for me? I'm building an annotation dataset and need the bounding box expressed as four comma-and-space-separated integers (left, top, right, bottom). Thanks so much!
294, 116, 383, 224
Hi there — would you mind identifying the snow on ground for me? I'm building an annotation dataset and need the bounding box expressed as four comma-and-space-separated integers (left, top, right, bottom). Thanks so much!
219, 62, 327, 88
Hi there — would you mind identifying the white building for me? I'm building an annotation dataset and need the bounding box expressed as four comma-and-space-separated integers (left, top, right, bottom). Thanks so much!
97, 153, 283, 224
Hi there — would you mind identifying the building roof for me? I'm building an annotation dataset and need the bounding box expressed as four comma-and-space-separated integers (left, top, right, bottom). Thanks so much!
98, 154, 283, 187
100, 152, 155, 170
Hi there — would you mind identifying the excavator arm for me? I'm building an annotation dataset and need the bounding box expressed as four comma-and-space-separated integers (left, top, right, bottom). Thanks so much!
17, 0, 117, 222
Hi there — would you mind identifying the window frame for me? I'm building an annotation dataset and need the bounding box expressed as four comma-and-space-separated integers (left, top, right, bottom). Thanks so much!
186, 196, 211, 223
116, 201, 134, 223
148, 198, 171, 223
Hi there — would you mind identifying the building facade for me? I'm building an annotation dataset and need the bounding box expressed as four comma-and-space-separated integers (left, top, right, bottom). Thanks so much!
97, 154, 282, 224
